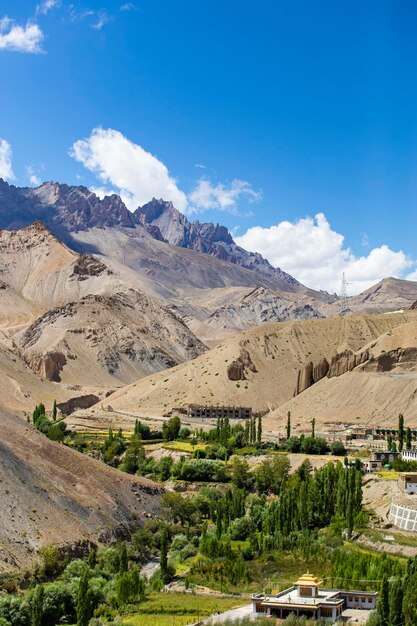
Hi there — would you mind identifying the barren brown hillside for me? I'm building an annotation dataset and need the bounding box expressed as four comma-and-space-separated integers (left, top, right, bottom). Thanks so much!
80, 312, 417, 427
0, 410, 163, 573
266, 318, 417, 432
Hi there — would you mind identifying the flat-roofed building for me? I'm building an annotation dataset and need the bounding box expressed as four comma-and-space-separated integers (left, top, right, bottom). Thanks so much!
402, 448, 417, 462
252, 573, 377, 622
399, 473, 417, 494
362, 450, 400, 473
187, 404, 252, 420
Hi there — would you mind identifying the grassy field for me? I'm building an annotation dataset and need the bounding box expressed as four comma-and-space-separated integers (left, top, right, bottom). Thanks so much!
163, 441, 206, 453
119, 592, 244, 626
376, 470, 399, 480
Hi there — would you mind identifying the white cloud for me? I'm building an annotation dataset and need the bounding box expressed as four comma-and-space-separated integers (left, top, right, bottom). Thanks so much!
120, 3, 137, 10
70, 128, 188, 211
0, 139, 15, 181
235, 213, 415, 295
91, 11, 111, 30
26, 165, 41, 186
189, 178, 261, 214
36, 0, 61, 15
0, 17, 44, 53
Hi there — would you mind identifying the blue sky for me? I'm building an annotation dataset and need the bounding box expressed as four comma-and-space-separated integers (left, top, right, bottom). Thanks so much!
1, 0, 417, 293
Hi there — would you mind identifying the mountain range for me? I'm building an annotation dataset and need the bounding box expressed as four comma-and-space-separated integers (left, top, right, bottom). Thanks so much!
1, 178, 417, 422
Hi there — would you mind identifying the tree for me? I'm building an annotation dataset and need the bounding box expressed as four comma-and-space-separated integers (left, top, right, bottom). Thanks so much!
311, 418, 316, 439
76, 566, 92, 626
229, 456, 250, 489
377, 576, 389, 626
52, 400, 57, 421
398, 414, 405, 452
387, 433, 393, 451
257, 416, 262, 445
162, 416, 181, 442
119, 542, 128, 573
330, 440, 346, 456
389, 577, 404, 626
403, 571, 417, 626
159, 528, 168, 583
30, 585, 44, 626
406, 427, 412, 451
286, 411, 291, 440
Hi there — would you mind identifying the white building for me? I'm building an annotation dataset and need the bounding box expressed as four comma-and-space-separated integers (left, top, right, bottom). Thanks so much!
402, 448, 417, 462
252, 573, 377, 622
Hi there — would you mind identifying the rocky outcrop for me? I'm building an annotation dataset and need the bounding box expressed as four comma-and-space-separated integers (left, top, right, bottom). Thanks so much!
57, 394, 99, 416
313, 358, 330, 382
363, 347, 417, 373
294, 358, 330, 395
227, 347, 258, 381
26, 351, 67, 382
71, 254, 113, 280
295, 361, 314, 394
227, 361, 246, 381
328, 349, 369, 378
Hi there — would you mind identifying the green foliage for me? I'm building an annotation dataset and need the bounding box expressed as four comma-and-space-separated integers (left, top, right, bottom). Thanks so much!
76, 566, 92, 626
406, 427, 412, 451
330, 440, 347, 456
120, 435, 145, 474
172, 458, 228, 482
286, 410, 291, 439
398, 413, 405, 452
162, 416, 181, 442
255, 454, 290, 494
30, 585, 44, 626
32, 404, 66, 442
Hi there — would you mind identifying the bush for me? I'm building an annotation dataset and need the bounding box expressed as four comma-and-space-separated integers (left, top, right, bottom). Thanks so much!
173, 459, 228, 482
330, 440, 346, 456
229, 517, 255, 541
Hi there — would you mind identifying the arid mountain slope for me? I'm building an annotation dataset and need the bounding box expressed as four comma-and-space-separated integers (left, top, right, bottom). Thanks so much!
0, 410, 163, 573
0, 223, 205, 414
18, 290, 204, 386
87, 312, 417, 423
267, 318, 417, 431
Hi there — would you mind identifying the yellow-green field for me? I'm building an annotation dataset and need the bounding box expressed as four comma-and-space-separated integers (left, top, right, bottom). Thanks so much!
119, 592, 244, 626
376, 470, 399, 480
162, 441, 206, 453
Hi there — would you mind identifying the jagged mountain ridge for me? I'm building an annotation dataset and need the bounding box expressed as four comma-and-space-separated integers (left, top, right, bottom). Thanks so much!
0, 179, 300, 291
135, 198, 299, 289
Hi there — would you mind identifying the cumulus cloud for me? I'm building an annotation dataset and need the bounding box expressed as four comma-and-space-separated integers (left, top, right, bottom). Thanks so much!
70, 128, 188, 211
26, 165, 41, 186
189, 178, 261, 214
0, 17, 44, 53
36, 0, 61, 15
235, 213, 415, 295
0, 139, 15, 181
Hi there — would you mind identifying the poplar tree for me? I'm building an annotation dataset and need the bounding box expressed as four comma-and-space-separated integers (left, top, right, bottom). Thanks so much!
286, 411, 291, 440
398, 414, 405, 452
160, 528, 168, 582
76, 566, 92, 626
406, 427, 412, 451
389, 577, 404, 626
119, 542, 128, 573
257, 416, 262, 445
30, 585, 44, 626
311, 418, 316, 439
52, 399, 57, 421
377, 576, 389, 626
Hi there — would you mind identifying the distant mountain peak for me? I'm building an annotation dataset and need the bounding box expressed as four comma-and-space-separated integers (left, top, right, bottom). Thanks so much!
135, 197, 299, 289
